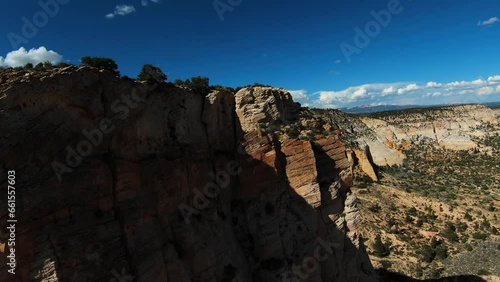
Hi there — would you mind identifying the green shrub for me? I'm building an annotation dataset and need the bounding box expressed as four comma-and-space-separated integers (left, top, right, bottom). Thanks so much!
43, 61, 53, 68
186, 76, 210, 95
81, 56, 119, 75
404, 214, 413, 223
420, 245, 435, 263
368, 203, 381, 213
456, 222, 467, 233
443, 222, 459, 242
435, 244, 448, 260
286, 126, 300, 139
380, 260, 392, 269
472, 232, 487, 240
35, 62, 45, 69
373, 234, 390, 257
415, 219, 423, 227
137, 64, 167, 83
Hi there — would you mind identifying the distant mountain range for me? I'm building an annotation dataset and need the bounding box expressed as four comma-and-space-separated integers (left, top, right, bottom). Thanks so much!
340, 101, 500, 113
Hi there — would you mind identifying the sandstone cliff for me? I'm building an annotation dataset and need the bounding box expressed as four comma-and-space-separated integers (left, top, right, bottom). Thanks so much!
0, 67, 379, 282
359, 105, 499, 153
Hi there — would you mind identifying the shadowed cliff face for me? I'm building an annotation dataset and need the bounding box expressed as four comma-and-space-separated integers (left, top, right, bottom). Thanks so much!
0, 67, 376, 282
0, 67, 483, 282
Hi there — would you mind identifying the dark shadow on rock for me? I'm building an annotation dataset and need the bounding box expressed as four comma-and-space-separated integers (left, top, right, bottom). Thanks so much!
232, 133, 368, 281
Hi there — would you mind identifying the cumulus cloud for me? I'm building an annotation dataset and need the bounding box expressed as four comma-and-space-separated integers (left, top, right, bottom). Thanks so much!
488, 75, 500, 82
477, 17, 499, 26
426, 81, 442, 88
382, 86, 396, 95
105, 5, 136, 19
0, 47, 62, 67
352, 87, 367, 99
308, 76, 500, 108
397, 83, 420, 95
471, 79, 486, 86
315, 82, 407, 106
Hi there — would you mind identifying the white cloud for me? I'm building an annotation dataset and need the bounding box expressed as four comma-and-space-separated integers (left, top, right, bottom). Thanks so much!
288, 89, 310, 104
471, 79, 486, 86
105, 5, 136, 19
315, 82, 407, 106
478, 86, 495, 95
446, 81, 468, 88
426, 81, 442, 88
142, 0, 159, 6
477, 17, 499, 26
335, 60, 341, 64
488, 75, 500, 82
116, 5, 136, 15
352, 87, 367, 99
308, 75, 500, 108
0, 47, 62, 67
397, 83, 420, 95
382, 86, 396, 95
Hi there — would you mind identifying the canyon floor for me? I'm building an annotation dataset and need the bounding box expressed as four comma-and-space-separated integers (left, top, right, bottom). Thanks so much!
346, 105, 500, 281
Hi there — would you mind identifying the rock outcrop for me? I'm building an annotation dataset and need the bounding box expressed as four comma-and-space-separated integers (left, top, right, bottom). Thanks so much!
349, 148, 378, 182
0, 67, 378, 282
360, 105, 499, 152
235, 87, 300, 133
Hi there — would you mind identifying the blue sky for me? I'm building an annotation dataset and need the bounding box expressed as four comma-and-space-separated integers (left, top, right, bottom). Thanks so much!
1, 0, 499, 108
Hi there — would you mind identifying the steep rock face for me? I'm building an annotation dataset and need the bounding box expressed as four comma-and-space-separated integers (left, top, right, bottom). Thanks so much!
234, 87, 300, 133
349, 148, 378, 182
0, 67, 378, 282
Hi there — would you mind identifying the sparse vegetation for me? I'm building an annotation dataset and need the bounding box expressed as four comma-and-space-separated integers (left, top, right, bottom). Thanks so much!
352, 105, 500, 279
137, 64, 167, 83
373, 234, 391, 257
81, 56, 119, 75
368, 203, 382, 213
